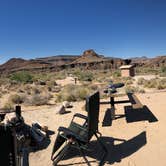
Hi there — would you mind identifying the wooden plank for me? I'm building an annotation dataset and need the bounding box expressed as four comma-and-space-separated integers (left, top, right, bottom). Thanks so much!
127, 93, 143, 109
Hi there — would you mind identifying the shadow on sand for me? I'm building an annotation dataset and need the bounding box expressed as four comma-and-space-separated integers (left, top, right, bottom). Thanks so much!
102, 105, 158, 127
58, 131, 147, 166
125, 105, 158, 123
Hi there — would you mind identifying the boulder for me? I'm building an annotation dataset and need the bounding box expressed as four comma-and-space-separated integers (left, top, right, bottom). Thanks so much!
63, 101, 72, 108
55, 105, 66, 114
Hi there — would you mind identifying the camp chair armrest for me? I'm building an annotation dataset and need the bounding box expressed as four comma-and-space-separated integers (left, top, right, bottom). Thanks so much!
58, 126, 77, 136
58, 127, 87, 141
73, 113, 88, 120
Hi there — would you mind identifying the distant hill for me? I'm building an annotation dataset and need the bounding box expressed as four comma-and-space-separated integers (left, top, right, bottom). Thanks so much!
145, 56, 166, 67
0, 58, 50, 74
0, 49, 124, 74
0, 50, 165, 74
35, 55, 79, 66
130, 55, 166, 67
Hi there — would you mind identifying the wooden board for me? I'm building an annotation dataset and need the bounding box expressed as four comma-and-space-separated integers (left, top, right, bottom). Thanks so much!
127, 93, 143, 109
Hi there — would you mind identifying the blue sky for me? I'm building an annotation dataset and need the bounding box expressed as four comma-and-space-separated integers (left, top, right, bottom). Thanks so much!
0, 0, 166, 64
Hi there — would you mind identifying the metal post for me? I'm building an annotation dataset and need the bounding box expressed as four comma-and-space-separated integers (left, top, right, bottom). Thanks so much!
110, 96, 115, 120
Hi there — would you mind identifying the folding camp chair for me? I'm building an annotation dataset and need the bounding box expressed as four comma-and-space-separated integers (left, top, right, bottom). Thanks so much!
51, 91, 107, 166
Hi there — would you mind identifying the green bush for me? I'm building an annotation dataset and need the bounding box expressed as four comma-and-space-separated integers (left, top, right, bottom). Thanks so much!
160, 66, 166, 77
10, 71, 33, 83
112, 70, 121, 78
160, 66, 166, 73
72, 69, 94, 82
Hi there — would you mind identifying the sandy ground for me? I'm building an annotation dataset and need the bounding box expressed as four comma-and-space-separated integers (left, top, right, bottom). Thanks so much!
20, 91, 166, 166
56, 76, 80, 86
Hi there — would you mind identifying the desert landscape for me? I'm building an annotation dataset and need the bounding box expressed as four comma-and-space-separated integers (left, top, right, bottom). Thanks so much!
1, 1, 166, 165
0, 50, 166, 166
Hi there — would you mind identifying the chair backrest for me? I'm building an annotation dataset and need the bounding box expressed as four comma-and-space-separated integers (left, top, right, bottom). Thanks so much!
85, 91, 100, 140
0, 125, 17, 166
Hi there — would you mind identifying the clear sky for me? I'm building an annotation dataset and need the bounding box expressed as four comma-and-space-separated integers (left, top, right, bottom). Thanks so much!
0, 0, 166, 64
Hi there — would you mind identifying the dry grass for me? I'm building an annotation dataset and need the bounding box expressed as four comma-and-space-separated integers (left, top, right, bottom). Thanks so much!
56, 84, 92, 102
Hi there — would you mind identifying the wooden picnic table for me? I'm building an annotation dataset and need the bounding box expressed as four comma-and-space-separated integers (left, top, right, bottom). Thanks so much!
101, 91, 143, 120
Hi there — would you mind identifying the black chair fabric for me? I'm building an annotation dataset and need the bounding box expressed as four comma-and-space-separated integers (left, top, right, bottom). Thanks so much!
0, 125, 17, 166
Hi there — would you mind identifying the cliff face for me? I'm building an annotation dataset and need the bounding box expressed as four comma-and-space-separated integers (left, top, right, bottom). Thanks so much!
68, 49, 124, 69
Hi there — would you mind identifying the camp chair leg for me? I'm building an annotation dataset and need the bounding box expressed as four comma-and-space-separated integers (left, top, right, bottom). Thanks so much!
51, 134, 66, 160
52, 142, 70, 166
77, 145, 91, 166
94, 133, 108, 166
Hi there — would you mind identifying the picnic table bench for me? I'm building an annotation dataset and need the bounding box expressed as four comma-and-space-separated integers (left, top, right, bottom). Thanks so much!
109, 92, 143, 119
127, 93, 143, 109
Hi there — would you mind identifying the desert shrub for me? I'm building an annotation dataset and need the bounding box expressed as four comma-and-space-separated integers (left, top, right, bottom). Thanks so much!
47, 80, 57, 87
51, 86, 61, 93
17, 88, 25, 93
125, 86, 145, 93
160, 66, 166, 73
138, 88, 146, 93
27, 93, 51, 106
23, 84, 33, 95
160, 66, 166, 77
139, 78, 166, 89
39, 80, 46, 85
112, 70, 121, 78
0, 78, 10, 86
47, 86, 52, 92
137, 77, 146, 85
10, 71, 33, 83
46, 81, 58, 92
56, 84, 91, 102
156, 78, 166, 89
54, 71, 66, 80
143, 79, 157, 88
80, 72, 93, 81
125, 79, 133, 85
31, 87, 41, 95
9, 94, 25, 104
125, 86, 137, 93
32, 72, 55, 82
0, 92, 2, 98
3, 102, 14, 111
88, 84, 99, 91
72, 69, 94, 82
136, 67, 159, 75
